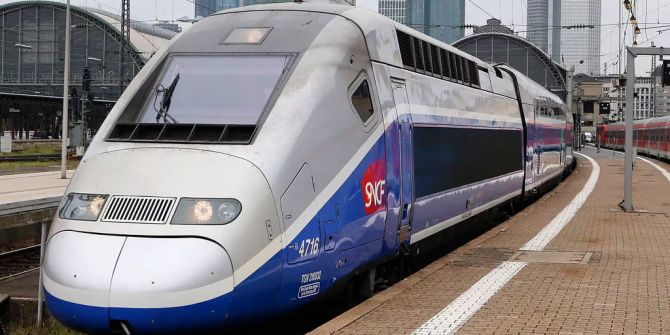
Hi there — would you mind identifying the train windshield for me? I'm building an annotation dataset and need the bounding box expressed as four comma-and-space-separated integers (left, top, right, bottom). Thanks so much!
137, 55, 290, 125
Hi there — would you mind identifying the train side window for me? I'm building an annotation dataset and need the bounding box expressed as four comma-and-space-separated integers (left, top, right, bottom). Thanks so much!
351, 79, 375, 123
553, 107, 563, 120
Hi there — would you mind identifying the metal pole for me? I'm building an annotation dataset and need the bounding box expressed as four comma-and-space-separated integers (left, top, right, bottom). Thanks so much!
60, 0, 70, 179
651, 43, 657, 118
618, 1, 622, 76
623, 47, 635, 211
566, 66, 575, 149
566, 67, 574, 114
35, 221, 48, 327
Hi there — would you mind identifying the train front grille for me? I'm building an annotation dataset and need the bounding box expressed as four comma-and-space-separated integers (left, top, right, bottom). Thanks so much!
102, 196, 175, 224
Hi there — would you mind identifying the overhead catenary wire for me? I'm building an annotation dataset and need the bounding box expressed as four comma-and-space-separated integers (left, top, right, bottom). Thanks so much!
467, 0, 496, 20
410, 22, 670, 35
644, 0, 649, 40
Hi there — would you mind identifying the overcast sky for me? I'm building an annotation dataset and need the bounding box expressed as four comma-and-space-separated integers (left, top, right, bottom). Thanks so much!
24, 0, 670, 76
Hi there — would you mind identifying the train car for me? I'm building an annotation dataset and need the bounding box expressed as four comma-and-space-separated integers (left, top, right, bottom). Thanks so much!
598, 116, 670, 159
499, 66, 574, 194
43, 1, 574, 333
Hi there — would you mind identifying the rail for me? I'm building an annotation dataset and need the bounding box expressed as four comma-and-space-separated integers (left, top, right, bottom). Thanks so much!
0, 154, 60, 162
0, 244, 41, 282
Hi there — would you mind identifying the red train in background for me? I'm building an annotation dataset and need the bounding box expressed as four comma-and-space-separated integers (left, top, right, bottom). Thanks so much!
596, 115, 670, 160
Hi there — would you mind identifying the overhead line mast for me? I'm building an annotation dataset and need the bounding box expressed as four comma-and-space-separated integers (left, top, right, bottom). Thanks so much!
120, 0, 130, 93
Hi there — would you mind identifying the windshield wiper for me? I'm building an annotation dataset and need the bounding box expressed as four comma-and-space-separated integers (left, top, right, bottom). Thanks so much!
154, 73, 180, 123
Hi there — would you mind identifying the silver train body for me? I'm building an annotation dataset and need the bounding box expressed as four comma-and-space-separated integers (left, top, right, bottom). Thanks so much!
43, 1, 574, 333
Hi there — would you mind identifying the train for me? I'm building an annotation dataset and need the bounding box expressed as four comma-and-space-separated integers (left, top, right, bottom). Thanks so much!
43, 1, 576, 333
596, 116, 670, 159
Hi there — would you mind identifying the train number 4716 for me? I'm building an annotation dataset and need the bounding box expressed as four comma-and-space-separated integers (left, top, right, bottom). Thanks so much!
298, 237, 319, 258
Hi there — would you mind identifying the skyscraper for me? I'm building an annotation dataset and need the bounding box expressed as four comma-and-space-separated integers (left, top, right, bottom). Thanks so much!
379, 0, 407, 24
560, 0, 601, 75
195, 0, 355, 17
526, 0, 561, 60
194, 0, 303, 17
406, 0, 465, 44
195, 0, 236, 17
379, 0, 465, 44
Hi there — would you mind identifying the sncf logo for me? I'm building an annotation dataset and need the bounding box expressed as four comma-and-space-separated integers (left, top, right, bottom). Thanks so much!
361, 159, 386, 214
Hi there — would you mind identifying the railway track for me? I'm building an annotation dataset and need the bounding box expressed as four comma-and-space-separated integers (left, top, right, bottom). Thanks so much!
0, 245, 41, 281
0, 154, 60, 162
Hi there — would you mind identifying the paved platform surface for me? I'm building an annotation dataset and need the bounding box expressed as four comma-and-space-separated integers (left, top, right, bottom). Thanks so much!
312, 146, 670, 335
0, 170, 74, 216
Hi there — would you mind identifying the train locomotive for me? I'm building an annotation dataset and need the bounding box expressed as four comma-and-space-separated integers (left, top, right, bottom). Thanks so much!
43, 1, 575, 333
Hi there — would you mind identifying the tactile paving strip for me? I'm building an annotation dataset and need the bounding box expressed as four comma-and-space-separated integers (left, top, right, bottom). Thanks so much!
509, 250, 593, 264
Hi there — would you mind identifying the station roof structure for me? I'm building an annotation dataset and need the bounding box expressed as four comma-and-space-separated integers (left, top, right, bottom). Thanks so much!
84, 6, 176, 61
0, 1, 176, 67
0, 1, 178, 137
454, 32, 568, 101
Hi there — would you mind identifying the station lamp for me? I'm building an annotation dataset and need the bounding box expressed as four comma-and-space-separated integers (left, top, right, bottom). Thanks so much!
623, 0, 632, 10
634, 26, 641, 35
630, 14, 637, 25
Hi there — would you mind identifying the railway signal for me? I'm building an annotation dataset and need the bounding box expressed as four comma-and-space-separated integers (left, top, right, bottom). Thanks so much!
663, 60, 670, 87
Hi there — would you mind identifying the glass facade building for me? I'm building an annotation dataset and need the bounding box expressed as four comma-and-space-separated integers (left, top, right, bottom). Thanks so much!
560, 0, 601, 75
379, 0, 407, 24
526, 0, 561, 61
195, 0, 298, 17
0, 2, 174, 139
406, 0, 465, 44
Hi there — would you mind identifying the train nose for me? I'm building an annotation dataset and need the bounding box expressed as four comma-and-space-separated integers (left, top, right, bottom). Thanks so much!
44, 231, 234, 334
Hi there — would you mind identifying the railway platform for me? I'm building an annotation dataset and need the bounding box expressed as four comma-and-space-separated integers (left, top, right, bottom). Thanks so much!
312, 146, 670, 335
0, 170, 73, 216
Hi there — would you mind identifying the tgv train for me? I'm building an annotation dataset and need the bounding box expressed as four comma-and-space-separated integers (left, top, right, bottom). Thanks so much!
43, 1, 575, 333
597, 116, 670, 159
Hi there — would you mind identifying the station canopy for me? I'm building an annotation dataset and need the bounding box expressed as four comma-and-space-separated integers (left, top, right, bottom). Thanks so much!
0, 1, 177, 101
0, 1, 177, 138
454, 32, 568, 101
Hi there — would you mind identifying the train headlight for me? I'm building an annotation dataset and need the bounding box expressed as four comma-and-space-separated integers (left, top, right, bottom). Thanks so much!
59, 193, 108, 221
171, 198, 242, 225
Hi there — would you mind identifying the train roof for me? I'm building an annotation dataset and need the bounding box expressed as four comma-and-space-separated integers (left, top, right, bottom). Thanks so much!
603, 115, 670, 128
215, 1, 488, 71
496, 64, 565, 108
214, 1, 561, 102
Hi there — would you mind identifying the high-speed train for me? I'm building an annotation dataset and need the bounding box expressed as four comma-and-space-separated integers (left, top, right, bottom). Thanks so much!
44, 1, 575, 333
597, 116, 670, 159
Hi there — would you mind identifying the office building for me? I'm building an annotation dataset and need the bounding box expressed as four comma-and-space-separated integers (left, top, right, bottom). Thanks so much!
195, 0, 355, 17
379, 0, 406, 24
406, 0, 465, 44
526, 0, 561, 60
599, 76, 654, 121
195, 0, 290, 17
560, 0, 601, 75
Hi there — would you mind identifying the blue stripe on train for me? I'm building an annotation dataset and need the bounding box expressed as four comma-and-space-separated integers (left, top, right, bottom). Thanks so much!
45, 289, 233, 334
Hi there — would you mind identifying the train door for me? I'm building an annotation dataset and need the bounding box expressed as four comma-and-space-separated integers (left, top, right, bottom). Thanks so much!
560, 127, 565, 167
533, 104, 543, 186
391, 80, 414, 247
654, 128, 663, 159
